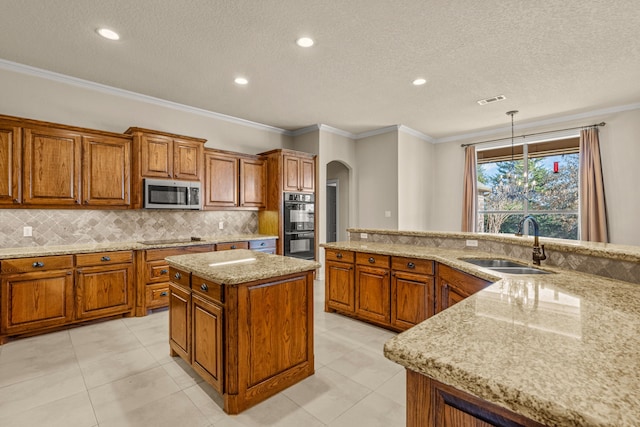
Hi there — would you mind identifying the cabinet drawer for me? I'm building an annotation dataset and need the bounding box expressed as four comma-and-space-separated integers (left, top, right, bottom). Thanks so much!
216, 241, 249, 251
169, 267, 191, 289
392, 257, 434, 275
356, 252, 389, 268
145, 244, 214, 261
146, 283, 170, 309
249, 239, 276, 250
192, 275, 223, 304
1, 255, 74, 273
326, 249, 354, 263
76, 250, 133, 267
147, 260, 171, 283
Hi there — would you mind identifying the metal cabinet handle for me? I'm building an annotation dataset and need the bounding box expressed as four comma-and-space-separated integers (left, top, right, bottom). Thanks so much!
101, 256, 111, 262
174, 272, 182, 280
32, 261, 44, 268
200, 284, 209, 291
337, 253, 343, 259
368, 257, 375, 264
160, 291, 168, 297
13, 198, 19, 203
231, 245, 237, 249
407, 262, 415, 269
160, 269, 169, 275
260, 242, 266, 246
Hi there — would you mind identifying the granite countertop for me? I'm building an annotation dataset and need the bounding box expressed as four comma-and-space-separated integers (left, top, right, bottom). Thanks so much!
0, 234, 278, 260
166, 249, 320, 285
322, 240, 640, 427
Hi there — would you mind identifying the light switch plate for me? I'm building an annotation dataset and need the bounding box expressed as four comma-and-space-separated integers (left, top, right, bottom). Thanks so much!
360, 233, 368, 239
218, 221, 224, 230
466, 239, 478, 247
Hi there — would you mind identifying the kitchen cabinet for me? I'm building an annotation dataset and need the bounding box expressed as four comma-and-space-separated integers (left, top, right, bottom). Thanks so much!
391, 257, 434, 330
325, 249, 355, 313
216, 241, 249, 251
75, 251, 134, 320
283, 154, 315, 193
0, 255, 74, 336
81, 134, 132, 207
191, 275, 224, 393
23, 126, 82, 206
203, 149, 266, 210
406, 370, 544, 427
355, 252, 391, 325
135, 244, 214, 316
169, 278, 191, 361
0, 122, 21, 205
249, 239, 276, 254
436, 264, 492, 313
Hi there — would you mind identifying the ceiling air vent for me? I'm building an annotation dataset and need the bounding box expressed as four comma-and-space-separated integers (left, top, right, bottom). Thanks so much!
477, 95, 506, 105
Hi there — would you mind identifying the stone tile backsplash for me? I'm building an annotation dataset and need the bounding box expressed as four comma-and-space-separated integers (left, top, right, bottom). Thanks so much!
0, 210, 258, 248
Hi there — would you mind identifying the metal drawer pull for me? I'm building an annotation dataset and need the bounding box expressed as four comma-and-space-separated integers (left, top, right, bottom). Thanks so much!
200, 284, 209, 291
368, 257, 375, 264
159, 291, 168, 297
174, 272, 182, 279
231, 245, 237, 249
101, 256, 111, 262
337, 253, 343, 259
160, 269, 169, 275
32, 261, 44, 268
407, 262, 415, 269
260, 242, 266, 246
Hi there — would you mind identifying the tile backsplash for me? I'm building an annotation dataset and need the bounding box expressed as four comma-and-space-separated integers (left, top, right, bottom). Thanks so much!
0, 210, 258, 248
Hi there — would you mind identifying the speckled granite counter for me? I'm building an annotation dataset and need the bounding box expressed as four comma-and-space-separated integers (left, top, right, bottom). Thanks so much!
322, 240, 640, 426
166, 250, 320, 285
0, 234, 278, 260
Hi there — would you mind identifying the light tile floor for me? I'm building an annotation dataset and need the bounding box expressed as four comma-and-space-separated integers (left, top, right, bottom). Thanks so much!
0, 281, 406, 426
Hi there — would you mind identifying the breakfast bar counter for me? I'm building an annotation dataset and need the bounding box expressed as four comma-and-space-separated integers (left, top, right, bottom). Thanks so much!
165, 250, 319, 414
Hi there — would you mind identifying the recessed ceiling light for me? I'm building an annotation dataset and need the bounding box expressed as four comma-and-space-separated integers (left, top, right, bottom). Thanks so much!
412, 78, 427, 86
96, 28, 120, 41
296, 37, 314, 48
234, 77, 248, 85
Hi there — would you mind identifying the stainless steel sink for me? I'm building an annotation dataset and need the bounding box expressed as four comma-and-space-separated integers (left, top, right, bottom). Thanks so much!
459, 258, 527, 268
459, 258, 552, 274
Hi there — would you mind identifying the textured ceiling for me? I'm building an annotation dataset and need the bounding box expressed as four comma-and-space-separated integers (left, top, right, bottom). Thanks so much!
1, 0, 639, 139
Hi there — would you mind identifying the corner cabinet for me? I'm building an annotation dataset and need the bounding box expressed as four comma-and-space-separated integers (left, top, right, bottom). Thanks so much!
436, 264, 492, 313
0, 122, 21, 205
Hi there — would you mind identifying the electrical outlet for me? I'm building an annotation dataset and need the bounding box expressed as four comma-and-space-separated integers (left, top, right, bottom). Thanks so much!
384, 211, 391, 218
360, 233, 368, 239
23, 226, 33, 237
466, 239, 478, 247
218, 221, 224, 230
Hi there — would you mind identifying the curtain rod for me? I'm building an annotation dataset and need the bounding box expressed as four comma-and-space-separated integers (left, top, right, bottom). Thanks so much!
460, 122, 606, 148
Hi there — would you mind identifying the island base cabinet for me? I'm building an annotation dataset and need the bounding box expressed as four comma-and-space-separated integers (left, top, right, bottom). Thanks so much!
169, 282, 191, 361
192, 293, 223, 393
406, 370, 545, 427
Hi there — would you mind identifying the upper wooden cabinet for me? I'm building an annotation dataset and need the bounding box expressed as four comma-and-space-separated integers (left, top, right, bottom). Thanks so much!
204, 149, 266, 210
0, 122, 21, 205
127, 128, 205, 181
82, 135, 131, 207
23, 126, 82, 206
283, 154, 315, 193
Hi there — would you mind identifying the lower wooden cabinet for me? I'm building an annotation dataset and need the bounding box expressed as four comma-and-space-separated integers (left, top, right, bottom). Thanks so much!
355, 263, 391, 324
391, 270, 434, 330
169, 281, 191, 361
192, 293, 224, 393
436, 264, 492, 313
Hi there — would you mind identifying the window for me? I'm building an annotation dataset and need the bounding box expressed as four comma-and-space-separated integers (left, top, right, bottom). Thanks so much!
477, 137, 579, 240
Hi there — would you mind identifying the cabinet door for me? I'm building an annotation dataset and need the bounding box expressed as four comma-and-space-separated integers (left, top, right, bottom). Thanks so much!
299, 157, 315, 192
169, 282, 191, 361
0, 124, 21, 205
326, 260, 355, 313
283, 155, 301, 192
1, 269, 74, 334
437, 278, 467, 313
192, 293, 223, 393
23, 127, 82, 205
355, 265, 391, 324
204, 152, 238, 207
82, 135, 131, 207
140, 133, 173, 178
392, 271, 434, 330
174, 138, 203, 180
76, 263, 133, 320
436, 265, 492, 313
239, 157, 266, 208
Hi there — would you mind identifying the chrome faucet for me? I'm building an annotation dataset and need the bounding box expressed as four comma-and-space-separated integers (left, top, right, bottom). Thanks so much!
516, 215, 547, 266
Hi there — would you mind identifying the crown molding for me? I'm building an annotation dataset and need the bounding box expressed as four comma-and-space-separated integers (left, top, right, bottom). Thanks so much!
0, 58, 291, 136
354, 125, 400, 140
320, 124, 355, 138
397, 125, 435, 143
435, 102, 640, 144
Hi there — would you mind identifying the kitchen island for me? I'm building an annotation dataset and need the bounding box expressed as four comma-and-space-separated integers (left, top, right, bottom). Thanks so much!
165, 250, 319, 414
321, 233, 640, 427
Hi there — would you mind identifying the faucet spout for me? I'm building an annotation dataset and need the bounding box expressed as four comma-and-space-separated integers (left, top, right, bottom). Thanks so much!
515, 215, 547, 266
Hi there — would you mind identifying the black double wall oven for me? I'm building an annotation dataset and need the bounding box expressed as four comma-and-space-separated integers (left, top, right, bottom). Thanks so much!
283, 192, 315, 260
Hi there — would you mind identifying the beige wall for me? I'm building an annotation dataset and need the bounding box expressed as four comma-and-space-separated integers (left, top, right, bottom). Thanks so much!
0, 67, 291, 154
327, 162, 350, 242
398, 131, 434, 230
429, 108, 640, 246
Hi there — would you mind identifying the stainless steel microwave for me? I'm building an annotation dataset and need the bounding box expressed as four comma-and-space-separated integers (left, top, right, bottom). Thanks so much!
144, 178, 201, 210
